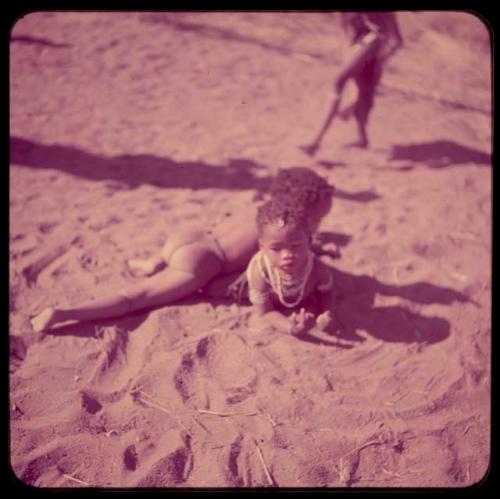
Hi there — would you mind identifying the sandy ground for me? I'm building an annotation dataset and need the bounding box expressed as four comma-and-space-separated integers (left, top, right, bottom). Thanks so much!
9, 11, 491, 488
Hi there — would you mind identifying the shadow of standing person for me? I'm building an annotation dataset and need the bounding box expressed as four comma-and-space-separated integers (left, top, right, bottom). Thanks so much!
328, 266, 469, 345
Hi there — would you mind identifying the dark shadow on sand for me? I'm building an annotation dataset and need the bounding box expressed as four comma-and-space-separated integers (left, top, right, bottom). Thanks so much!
10, 136, 271, 193
10, 35, 72, 48
390, 140, 491, 168
316, 231, 352, 248
11, 137, 385, 204
329, 266, 469, 345
334, 188, 381, 202
317, 160, 348, 170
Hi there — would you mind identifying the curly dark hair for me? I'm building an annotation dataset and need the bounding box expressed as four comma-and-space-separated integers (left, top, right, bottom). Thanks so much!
270, 167, 335, 208
256, 195, 310, 235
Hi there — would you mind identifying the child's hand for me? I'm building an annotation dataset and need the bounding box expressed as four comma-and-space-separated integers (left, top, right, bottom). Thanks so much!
316, 311, 333, 331
289, 308, 316, 336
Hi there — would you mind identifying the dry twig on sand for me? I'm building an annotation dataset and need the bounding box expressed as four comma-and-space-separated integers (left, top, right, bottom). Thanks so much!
196, 409, 258, 417
130, 390, 172, 414
337, 437, 385, 486
253, 439, 277, 487
61, 472, 90, 487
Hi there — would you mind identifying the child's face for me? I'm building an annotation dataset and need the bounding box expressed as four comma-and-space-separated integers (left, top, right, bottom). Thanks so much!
308, 195, 332, 232
259, 222, 311, 275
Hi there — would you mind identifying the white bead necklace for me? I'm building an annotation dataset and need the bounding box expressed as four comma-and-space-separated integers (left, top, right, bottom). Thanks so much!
259, 251, 314, 308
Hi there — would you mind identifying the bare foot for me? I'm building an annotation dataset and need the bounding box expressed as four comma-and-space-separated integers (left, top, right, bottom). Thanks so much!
30, 307, 57, 333
300, 142, 320, 157
127, 258, 165, 277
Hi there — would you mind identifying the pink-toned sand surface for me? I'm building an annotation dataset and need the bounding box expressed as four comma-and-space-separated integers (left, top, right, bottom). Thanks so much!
9, 12, 491, 488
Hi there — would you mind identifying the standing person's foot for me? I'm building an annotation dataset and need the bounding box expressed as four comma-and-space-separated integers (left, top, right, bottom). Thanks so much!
30, 307, 57, 333
126, 258, 165, 277
346, 126, 369, 149
300, 142, 320, 156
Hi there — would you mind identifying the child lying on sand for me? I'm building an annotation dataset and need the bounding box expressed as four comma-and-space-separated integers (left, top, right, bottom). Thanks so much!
246, 196, 334, 336
30, 167, 335, 333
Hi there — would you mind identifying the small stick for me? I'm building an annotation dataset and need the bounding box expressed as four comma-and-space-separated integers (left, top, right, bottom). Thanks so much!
253, 439, 276, 486
138, 396, 172, 414
338, 457, 349, 485
197, 409, 258, 417
448, 271, 468, 283
381, 466, 402, 478
411, 390, 428, 397
62, 473, 90, 486
393, 266, 400, 284
341, 438, 383, 459
131, 391, 172, 414
266, 413, 278, 427
193, 417, 212, 434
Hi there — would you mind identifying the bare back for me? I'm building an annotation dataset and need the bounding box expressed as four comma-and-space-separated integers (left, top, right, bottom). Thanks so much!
212, 207, 259, 274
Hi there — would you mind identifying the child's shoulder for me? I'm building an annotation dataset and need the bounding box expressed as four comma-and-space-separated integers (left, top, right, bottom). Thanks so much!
246, 252, 269, 290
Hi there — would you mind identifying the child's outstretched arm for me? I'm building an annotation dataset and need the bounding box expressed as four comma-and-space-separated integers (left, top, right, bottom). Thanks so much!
247, 259, 314, 336
253, 299, 315, 336
314, 261, 336, 332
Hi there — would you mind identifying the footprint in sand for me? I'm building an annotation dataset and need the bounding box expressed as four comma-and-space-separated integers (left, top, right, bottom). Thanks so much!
123, 444, 139, 471
87, 326, 145, 393
225, 433, 245, 487
17, 445, 68, 486
10, 335, 27, 373
80, 391, 103, 415
131, 432, 193, 487
173, 332, 258, 410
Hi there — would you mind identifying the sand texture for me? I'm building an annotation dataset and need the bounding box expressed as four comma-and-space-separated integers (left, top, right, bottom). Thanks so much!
9, 12, 491, 488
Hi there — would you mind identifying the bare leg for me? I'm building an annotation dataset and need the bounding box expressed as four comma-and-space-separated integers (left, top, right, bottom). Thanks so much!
300, 91, 342, 156
345, 118, 369, 148
31, 244, 223, 332
345, 90, 371, 149
301, 35, 382, 156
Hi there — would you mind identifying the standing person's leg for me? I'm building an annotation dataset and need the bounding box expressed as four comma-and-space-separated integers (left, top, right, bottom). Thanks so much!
300, 34, 381, 156
300, 89, 343, 156
348, 57, 383, 148
31, 242, 224, 332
